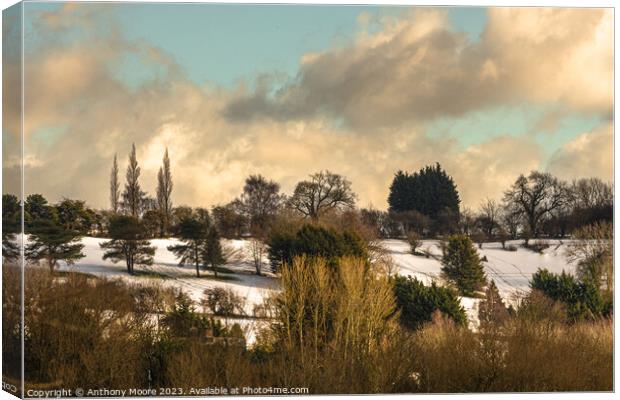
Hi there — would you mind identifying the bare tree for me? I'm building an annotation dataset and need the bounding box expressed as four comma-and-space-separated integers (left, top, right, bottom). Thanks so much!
570, 178, 613, 209
500, 201, 521, 240
110, 154, 120, 213
156, 148, 173, 236
237, 174, 283, 235
566, 222, 613, 294
503, 171, 569, 239
288, 170, 356, 220
459, 207, 476, 236
249, 237, 266, 276
477, 198, 501, 238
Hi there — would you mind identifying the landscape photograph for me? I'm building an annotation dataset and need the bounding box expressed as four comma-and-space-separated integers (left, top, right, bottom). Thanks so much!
1, 2, 614, 397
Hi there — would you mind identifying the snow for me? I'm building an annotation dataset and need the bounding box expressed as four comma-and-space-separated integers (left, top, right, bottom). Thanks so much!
383, 239, 575, 301
383, 238, 577, 328
53, 236, 577, 338
58, 237, 278, 317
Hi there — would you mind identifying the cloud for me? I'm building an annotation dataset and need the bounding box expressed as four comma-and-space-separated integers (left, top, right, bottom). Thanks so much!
547, 123, 613, 182
9, 5, 613, 213
224, 8, 612, 129
446, 136, 542, 207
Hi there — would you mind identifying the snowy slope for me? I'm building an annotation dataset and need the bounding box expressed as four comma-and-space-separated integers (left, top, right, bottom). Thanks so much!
59, 237, 278, 315
55, 237, 577, 335
383, 239, 576, 303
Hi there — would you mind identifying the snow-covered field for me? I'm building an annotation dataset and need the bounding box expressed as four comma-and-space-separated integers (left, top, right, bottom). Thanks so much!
56, 237, 577, 335
60, 237, 279, 311
384, 238, 576, 328
383, 239, 575, 302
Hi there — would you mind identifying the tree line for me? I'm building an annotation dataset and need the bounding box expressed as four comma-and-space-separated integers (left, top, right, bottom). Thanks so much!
382, 164, 612, 243
2, 150, 612, 279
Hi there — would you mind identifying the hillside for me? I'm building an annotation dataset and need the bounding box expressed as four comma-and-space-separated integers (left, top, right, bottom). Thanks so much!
56, 237, 577, 334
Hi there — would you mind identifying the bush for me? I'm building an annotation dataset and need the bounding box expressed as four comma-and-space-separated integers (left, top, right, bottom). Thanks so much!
441, 235, 486, 297
267, 224, 367, 272
262, 256, 418, 393
406, 232, 423, 255
529, 268, 611, 322
202, 287, 246, 317
393, 276, 466, 330
411, 316, 612, 392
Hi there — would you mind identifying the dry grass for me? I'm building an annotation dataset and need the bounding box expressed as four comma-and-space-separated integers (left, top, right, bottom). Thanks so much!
3, 259, 613, 394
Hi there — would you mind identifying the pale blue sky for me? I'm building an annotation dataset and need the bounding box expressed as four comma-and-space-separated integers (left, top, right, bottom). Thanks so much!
23, 3, 588, 150
25, 3, 487, 88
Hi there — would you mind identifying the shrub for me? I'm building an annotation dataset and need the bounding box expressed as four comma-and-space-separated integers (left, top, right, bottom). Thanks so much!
267, 224, 367, 272
393, 276, 466, 330
406, 232, 423, 255
478, 280, 509, 328
202, 287, 246, 317
261, 256, 418, 393
441, 235, 486, 297
566, 221, 613, 294
411, 316, 612, 392
529, 268, 611, 322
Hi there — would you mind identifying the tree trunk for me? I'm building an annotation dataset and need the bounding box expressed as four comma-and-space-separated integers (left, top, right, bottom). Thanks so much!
194, 244, 200, 277
213, 263, 218, 278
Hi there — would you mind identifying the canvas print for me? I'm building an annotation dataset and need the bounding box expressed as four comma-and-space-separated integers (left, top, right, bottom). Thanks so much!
2, 2, 614, 398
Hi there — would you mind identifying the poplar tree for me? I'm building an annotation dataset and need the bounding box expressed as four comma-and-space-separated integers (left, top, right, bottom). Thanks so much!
156, 148, 173, 236
110, 154, 120, 213
121, 144, 145, 218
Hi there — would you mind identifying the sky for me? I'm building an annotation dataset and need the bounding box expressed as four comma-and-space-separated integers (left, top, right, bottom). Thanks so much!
2, 3, 614, 211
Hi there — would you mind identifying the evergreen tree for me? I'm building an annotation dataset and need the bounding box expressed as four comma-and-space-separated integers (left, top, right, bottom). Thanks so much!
167, 216, 208, 277
100, 215, 155, 275
110, 154, 120, 213
267, 224, 368, 272
2, 194, 21, 261
55, 198, 92, 234
441, 234, 486, 297
24, 194, 54, 225
25, 217, 85, 273
530, 268, 610, 322
387, 163, 460, 221
393, 275, 466, 330
156, 148, 173, 236
202, 226, 225, 277
387, 171, 413, 214
121, 144, 145, 218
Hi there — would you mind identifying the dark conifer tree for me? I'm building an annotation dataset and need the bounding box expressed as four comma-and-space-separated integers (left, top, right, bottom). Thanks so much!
2, 194, 21, 262
26, 217, 85, 273
202, 227, 225, 277
100, 215, 155, 275
441, 234, 486, 297
387, 163, 460, 219
167, 216, 208, 277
